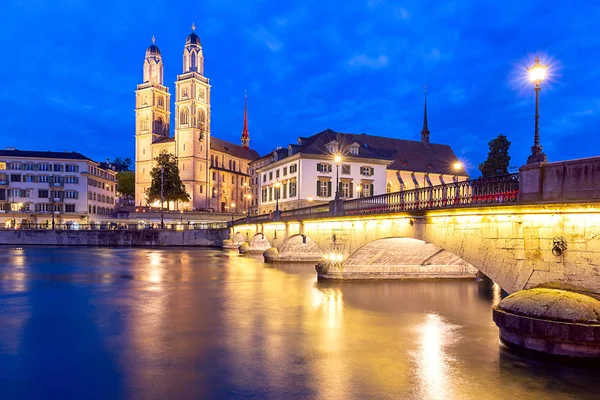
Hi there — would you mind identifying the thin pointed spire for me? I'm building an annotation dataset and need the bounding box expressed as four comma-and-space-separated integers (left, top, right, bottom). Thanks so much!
421, 85, 430, 145
241, 91, 250, 148
191, 22, 196, 31
151, 35, 156, 44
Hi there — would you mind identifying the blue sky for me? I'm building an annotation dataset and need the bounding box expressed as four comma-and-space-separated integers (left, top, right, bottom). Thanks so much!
1, 0, 599, 175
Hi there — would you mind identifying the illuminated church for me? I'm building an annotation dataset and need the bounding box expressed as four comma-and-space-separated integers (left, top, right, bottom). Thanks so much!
134, 24, 260, 211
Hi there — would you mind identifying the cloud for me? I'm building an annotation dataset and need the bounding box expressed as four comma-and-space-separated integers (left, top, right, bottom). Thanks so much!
250, 25, 284, 52
347, 54, 389, 69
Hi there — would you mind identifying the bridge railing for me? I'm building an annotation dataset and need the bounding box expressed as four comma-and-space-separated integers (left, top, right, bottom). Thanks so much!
280, 204, 330, 218
344, 173, 519, 215
235, 173, 519, 224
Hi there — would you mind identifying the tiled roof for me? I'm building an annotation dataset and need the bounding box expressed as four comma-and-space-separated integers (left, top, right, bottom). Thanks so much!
210, 137, 260, 161
287, 129, 466, 175
0, 149, 93, 161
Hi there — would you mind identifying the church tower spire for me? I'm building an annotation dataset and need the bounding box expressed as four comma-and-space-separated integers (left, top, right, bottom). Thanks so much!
241, 92, 250, 148
421, 85, 430, 145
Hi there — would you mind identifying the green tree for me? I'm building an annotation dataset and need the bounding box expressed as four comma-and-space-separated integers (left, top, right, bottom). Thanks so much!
478, 134, 511, 177
146, 151, 190, 209
116, 171, 135, 198
111, 157, 132, 172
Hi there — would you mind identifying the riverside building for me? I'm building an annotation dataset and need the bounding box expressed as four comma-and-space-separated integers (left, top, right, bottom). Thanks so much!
252, 98, 469, 215
0, 149, 117, 228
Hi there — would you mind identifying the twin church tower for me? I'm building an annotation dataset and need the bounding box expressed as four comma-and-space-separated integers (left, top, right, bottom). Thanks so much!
135, 25, 259, 211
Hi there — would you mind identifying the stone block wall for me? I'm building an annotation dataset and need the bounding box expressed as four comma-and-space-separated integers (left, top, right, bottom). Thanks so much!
0, 229, 226, 247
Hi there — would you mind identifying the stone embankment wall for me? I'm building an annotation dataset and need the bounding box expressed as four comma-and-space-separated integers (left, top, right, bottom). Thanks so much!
0, 229, 227, 247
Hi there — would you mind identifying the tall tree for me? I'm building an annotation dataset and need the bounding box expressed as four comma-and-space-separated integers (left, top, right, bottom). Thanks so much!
478, 134, 511, 177
116, 171, 135, 198
146, 151, 190, 209
111, 157, 132, 172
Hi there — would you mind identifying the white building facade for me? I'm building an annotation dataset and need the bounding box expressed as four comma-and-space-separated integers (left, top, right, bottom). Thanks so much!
252, 129, 469, 215
0, 149, 117, 227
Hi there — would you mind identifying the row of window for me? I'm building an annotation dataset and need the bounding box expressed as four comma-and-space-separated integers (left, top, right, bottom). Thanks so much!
316, 181, 374, 198
262, 163, 298, 182
316, 163, 374, 176
87, 166, 115, 181
88, 192, 115, 204
2, 189, 79, 200
89, 178, 114, 191
261, 182, 297, 202
0, 162, 80, 172
1, 174, 79, 184
211, 171, 247, 186
141, 95, 165, 109
0, 203, 77, 213
89, 205, 114, 215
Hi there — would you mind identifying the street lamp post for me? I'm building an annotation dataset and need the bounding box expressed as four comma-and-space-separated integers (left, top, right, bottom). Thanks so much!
160, 167, 164, 229
49, 175, 55, 230
245, 194, 252, 217
334, 155, 342, 199
453, 162, 462, 202
526, 56, 549, 164
230, 202, 235, 227
274, 181, 281, 212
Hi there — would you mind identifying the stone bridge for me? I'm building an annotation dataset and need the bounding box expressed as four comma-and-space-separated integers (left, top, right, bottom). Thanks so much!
233, 157, 600, 296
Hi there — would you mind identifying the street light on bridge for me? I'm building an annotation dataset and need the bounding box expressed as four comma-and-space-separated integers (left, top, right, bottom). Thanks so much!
526, 56, 549, 164
274, 181, 281, 212
334, 154, 342, 199
453, 162, 462, 183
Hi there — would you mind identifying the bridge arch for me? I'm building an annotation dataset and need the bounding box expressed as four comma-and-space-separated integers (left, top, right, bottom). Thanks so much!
319, 237, 478, 280
248, 232, 272, 253
232, 232, 246, 246
277, 234, 324, 262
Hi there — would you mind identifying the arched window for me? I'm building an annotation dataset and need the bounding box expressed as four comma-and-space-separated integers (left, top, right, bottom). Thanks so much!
211, 155, 214, 166
158, 97, 164, 109
386, 182, 392, 194
180, 108, 189, 125
155, 117, 163, 134
198, 109, 206, 130
191, 52, 197, 71
183, 87, 189, 99
141, 116, 148, 131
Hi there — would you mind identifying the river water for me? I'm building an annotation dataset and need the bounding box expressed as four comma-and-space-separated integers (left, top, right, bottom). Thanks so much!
0, 247, 598, 399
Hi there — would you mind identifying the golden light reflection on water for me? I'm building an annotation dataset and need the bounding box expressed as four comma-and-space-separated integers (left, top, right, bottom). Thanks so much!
414, 313, 458, 400
0, 248, 598, 399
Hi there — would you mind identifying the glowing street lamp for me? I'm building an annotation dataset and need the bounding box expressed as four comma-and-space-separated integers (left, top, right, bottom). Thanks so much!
230, 202, 236, 227
526, 56, 549, 164
356, 184, 363, 198
334, 154, 342, 199
453, 162, 462, 183
274, 181, 281, 212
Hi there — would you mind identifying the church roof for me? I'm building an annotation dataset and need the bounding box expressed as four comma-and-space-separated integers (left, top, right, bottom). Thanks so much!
186, 32, 201, 46
146, 44, 161, 56
277, 129, 466, 176
210, 137, 260, 161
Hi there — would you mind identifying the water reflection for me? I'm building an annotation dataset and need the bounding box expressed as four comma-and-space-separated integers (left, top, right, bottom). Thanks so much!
0, 247, 599, 399
414, 313, 458, 400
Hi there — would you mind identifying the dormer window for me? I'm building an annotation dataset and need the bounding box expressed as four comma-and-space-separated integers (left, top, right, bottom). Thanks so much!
325, 140, 339, 154
349, 143, 360, 155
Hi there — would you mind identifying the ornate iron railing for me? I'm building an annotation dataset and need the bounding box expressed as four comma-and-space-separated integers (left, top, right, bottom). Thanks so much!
234, 173, 520, 224
344, 173, 519, 215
